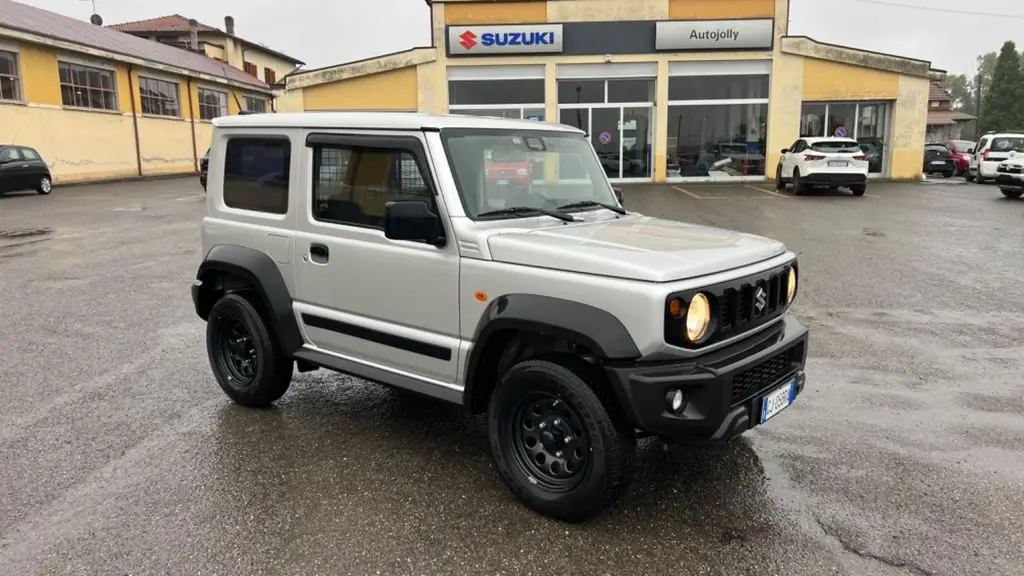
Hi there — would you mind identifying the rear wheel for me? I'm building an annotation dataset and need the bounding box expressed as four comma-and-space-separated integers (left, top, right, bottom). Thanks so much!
966, 171, 976, 183
850, 184, 867, 196
36, 175, 52, 195
943, 170, 955, 178
207, 294, 293, 408
1000, 187, 1023, 199
775, 164, 786, 190
488, 358, 635, 522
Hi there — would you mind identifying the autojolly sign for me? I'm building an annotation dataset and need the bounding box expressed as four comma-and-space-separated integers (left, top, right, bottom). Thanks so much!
447, 24, 564, 56
655, 19, 774, 51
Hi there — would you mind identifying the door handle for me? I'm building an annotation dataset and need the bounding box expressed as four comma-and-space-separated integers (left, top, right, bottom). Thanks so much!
309, 243, 329, 264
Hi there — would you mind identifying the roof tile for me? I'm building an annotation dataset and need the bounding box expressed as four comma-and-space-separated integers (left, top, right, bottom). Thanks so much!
0, 0, 269, 90
108, 14, 219, 34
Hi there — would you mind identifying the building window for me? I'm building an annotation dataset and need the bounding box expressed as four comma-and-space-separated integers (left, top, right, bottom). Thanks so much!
312, 144, 432, 229
223, 137, 291, 214
801, 102, 891, 175
243, 61, 258, 77
448, 73, 546, 121
264, 67, 276, 84
198, 88, 228, 120
243, 95, 267, 113
0, 50, 21, 101
139, 76, 180, 117
58, 61, 117, 111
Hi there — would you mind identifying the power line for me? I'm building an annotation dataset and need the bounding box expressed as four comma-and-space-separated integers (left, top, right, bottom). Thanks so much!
845, 0, 1024, 20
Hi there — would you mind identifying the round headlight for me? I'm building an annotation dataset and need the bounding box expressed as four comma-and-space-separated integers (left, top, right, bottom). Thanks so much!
787, 266, 798, 304
685, 293, 711, 342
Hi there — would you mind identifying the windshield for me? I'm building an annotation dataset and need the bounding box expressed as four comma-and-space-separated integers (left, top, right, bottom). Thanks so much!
441, 128, 619, 219
990, 137, 1024, 153
810, 140, 861, 153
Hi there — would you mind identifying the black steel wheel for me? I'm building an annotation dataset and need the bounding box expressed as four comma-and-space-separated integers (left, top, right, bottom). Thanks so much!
488, 358, 635, 522
206, 294, 293, 407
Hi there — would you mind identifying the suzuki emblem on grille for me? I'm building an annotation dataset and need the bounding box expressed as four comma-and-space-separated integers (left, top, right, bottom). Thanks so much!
754, 287, 767, 313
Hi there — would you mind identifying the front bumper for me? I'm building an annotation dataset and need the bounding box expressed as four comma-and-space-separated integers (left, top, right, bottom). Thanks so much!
995, 172, 1024, 189
604, 315, 808, 444
803, 172, 867, 186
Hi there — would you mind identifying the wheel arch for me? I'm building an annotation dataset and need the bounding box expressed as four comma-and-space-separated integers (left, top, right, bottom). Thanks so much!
464, 294, 641, 414
194, 245, 303, 356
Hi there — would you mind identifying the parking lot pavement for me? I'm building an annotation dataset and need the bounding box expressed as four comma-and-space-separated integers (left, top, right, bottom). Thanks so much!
1, 178, 1021, 575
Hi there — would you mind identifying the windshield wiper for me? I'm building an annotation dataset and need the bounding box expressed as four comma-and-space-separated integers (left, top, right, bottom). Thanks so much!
477, 206, 576, 222
557, 200, 627, 215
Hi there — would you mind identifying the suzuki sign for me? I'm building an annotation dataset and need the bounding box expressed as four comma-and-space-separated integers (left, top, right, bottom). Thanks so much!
447, 24, 564, 56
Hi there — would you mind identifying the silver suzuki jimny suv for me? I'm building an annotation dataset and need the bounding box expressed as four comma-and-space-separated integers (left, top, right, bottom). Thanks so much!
192, 112, 808, 522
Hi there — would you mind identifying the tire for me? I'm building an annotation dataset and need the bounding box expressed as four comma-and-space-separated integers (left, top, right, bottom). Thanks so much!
1000, 187, 1024, 199
775, 164, 786, 190
488, 358, 635, 522
965, 171, 976, 183
206, 293, 293, 408
36, 175, 52, 195
850, 184, 867, 196
792, 169, 807, 196
943, 170, 954, 179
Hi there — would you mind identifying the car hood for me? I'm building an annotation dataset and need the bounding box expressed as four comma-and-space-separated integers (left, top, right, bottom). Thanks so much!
486, 214, 787, 282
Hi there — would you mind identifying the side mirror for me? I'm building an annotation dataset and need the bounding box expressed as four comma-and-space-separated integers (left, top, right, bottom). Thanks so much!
613, 187, 623, 204
384, 200, 444, 247
781, 148, 789, 154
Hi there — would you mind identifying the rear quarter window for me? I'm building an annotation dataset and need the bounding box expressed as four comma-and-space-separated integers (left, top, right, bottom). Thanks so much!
990, 137, 1024, 152
809, 140, 861, 153
222, 137, 291, 214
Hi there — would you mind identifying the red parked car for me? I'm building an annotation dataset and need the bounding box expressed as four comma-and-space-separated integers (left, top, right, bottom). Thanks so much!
944, 139, 975, 175
485, 146, 533, 186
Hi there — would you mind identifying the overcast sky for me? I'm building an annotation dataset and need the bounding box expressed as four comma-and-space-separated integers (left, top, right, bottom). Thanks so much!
15, 0, 1024, 74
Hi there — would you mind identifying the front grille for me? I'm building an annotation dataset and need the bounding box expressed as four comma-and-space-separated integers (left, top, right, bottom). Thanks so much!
731, 350, 795, 405
718, 270, 788, 335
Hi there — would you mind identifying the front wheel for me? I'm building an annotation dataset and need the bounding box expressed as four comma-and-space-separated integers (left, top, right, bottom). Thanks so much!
965, 171, 976, 183
488, 359, 635, 522
792, 169, 807, 196
207, 294, 293, 408
775, 164, 786, 190
1000, 187, 1023, 199
943, 170, 955, 179
36, 175, 52, 195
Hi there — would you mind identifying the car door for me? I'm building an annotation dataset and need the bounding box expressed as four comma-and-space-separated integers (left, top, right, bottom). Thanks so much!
0, 147, 28, 192
292, 130, 461, 390
17, 147, 48, 188
782, 140, 804, 177
972, 137, 990, 171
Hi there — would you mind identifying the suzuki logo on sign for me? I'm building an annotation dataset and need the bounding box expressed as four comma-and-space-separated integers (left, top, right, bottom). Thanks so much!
459, 31, 478, 50
448, 24, 564, 56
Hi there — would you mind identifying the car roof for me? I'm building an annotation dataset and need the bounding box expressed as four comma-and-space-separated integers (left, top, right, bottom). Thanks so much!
212, 111, 585, 134
803, 137, 858, 144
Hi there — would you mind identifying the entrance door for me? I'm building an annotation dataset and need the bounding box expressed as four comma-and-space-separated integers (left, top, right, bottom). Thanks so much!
621, 107, 652, 180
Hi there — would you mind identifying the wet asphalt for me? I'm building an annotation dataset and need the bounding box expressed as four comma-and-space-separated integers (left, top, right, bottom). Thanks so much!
0, 177, 1021, 575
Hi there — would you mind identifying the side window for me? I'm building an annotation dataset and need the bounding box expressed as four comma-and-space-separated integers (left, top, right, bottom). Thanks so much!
0, 148, 22, 162
788, 140, 800, 152
222, 137, 291, 214
977, 138, 989, 153
19, 147, 40, 160
312, 143, 432, 229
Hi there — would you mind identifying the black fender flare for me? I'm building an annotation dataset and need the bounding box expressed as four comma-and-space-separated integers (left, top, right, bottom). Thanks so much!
464, 294, 641, 407
194, 245, 303, 356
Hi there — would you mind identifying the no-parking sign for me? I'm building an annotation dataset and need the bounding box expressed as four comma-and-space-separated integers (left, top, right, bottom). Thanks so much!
598, 131, 613, 145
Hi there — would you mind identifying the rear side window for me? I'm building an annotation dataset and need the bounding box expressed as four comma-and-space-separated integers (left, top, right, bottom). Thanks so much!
311, 143, 432, 229
223, 137, 290, 214
0, 147, 22, 162
990, 137, 1024, 152
809, 140, 861, 153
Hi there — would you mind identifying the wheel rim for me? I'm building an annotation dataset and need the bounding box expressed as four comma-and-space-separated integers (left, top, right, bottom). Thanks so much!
41, 178, 51, 193
217, 318, 258, 386
508, 392, 590, 492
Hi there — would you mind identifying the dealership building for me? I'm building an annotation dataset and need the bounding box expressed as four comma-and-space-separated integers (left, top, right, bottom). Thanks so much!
279, 0, 943, 183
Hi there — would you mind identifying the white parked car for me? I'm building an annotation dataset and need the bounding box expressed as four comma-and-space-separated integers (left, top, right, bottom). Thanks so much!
775, 137, 869, 196
967, 132, 1024, 183
994, 151, 1024, 199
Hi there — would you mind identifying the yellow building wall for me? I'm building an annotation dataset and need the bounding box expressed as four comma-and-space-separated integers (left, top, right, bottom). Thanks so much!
801, 58, 900, 101
765, 52, 805, 176
891, 74, 929, 180
138, 116, 198, 175
19, 44, 61, 105
303, 67, 419, 111
444, 2, 547, 24
547, 0, 669, 21
668, 0, 774, 19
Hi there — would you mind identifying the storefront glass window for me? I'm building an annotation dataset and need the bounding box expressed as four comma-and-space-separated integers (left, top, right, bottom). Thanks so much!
666, 103, 769, 177
800, 102, 891, 174
826, 103, 857, 138
800, 103, 826, 137
607, 79, 655, 103
557, 80, 605, 104
448, 79, 544, 106
668, 75, 769, 101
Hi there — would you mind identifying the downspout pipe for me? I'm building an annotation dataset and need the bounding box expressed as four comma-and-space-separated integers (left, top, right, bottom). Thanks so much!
187, 77, 199, 172
126, 63, 143, 177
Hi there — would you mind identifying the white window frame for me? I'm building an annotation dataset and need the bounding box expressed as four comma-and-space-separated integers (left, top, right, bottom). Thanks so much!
243, 95, 268, 113
0, 45, 23, 102
198, 87, 228, 120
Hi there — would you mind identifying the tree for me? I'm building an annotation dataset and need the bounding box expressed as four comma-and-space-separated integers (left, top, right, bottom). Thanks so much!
979, 41, 1022, 133
942, 73, 973, 112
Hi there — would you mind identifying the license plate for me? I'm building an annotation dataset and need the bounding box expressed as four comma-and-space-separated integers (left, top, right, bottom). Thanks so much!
828, 160, 847, 167
760, 379, 797, 424
931, 161, 947, 165
496, 179, 509, 185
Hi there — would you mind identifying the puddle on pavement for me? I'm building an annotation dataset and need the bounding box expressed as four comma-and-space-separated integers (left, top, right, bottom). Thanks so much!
0, 227, 54, 240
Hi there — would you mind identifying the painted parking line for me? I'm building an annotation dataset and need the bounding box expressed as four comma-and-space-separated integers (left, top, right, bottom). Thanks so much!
671, 185, 702, 199
744, 184, 791, 199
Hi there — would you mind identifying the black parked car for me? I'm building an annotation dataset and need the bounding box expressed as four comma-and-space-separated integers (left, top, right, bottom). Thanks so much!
199, 148, 209, 191
0, 145, 52, 196
923, 142, 957, 178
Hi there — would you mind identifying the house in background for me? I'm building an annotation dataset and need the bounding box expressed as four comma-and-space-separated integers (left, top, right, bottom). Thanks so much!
925, 82, 975, 141
108, 14, 304, 87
